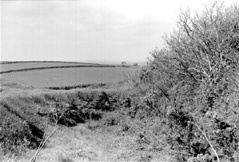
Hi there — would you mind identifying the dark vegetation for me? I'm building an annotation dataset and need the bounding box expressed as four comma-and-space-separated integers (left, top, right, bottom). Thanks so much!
1, 2, 239, 162
0, 64, 127, 74
46, 83, 107, 90
0, 91, 131, 155
0, 61, 101, 65
131, 3, 239, 161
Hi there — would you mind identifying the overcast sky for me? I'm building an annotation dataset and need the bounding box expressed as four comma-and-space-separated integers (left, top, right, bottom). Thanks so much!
1, 0, 238, 63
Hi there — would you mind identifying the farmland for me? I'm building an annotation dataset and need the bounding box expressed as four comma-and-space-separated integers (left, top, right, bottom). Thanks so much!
1, 3, 239, 162
0, 61, 96, 72
0, 62, 141, 88
1, 61, 169, 162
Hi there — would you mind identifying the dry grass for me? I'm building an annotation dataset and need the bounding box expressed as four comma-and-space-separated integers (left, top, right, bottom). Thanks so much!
0, 79, 172, 162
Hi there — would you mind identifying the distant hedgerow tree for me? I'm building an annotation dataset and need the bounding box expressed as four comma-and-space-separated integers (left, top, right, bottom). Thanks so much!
122, 61, 127, 66
138, 2, 239, 161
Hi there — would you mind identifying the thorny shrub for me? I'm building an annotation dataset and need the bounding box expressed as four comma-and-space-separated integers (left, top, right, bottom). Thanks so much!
134, 2, 239, 162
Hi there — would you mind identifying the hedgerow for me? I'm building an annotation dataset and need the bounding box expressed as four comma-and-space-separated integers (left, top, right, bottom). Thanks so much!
134, 2, 239, 161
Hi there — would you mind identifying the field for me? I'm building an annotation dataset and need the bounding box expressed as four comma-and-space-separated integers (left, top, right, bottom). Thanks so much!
0, 62, 140, 88
0, 61, 170, 162
0, 61, 94, 72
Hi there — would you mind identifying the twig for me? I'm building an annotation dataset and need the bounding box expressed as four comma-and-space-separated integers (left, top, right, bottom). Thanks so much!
29, 126, 57, 162
188, 121, 220, 162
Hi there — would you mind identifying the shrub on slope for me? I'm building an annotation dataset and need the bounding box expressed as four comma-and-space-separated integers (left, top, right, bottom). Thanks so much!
0, 90, 128, 155
134, 3, 239, 161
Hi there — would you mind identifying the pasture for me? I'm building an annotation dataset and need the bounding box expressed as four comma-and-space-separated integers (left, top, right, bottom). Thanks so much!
0, 62, 140, 88
0, 61, 106, 73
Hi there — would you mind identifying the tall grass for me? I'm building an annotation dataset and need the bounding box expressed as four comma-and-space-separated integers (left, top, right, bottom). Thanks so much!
0, 90, 130, 157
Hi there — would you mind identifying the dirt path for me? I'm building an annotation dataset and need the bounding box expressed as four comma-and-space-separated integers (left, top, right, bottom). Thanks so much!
21, 124, 140, 162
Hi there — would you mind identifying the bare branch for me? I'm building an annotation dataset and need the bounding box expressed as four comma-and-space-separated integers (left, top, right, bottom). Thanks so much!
188, 121, 220, 162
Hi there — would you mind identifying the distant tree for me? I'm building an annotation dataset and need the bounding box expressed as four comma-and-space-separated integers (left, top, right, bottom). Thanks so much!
121, 61, 127, 66
133, 63, 138, 67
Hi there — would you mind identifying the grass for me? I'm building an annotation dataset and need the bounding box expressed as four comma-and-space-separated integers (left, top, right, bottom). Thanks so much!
0, 64, 170, 161
0, 64, 119, 74
0, 83, 173, 161
58, 154, 75, 162
0, 88, 125, 153
0, 61, 135, 74
1, 67, 140, 88
0, 61, 104, 72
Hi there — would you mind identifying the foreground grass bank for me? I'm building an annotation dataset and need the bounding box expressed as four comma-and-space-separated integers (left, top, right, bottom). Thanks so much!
0, 89, 124, 154
0, 86, 172, 162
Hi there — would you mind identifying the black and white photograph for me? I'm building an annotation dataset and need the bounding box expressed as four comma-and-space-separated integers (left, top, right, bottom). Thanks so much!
1, 0, 239, 161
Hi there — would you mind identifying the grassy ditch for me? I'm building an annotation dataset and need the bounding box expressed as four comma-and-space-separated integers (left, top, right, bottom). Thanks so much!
0, 90, 129, 156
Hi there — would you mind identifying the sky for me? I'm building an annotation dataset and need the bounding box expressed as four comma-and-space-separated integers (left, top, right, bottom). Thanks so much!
1, 0, 238, 63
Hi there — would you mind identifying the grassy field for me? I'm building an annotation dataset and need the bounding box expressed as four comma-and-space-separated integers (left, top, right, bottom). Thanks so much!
0, 61, 171, 162
0, 62, 141, 88
0, 61, 97, 72
0, 62, 119, 74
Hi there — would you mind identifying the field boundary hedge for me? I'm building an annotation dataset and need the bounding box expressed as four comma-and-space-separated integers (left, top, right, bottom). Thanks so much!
0, 61, 102, 65
46, 83, 107, 90
0, 65, 131, 74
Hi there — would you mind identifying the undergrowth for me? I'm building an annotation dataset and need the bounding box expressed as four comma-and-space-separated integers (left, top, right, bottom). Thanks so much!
0, 90, 128, 156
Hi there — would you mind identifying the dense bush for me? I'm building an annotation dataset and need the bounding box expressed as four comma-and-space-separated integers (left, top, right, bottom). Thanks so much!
46, 91, 123, 126
135, 3, 239, 161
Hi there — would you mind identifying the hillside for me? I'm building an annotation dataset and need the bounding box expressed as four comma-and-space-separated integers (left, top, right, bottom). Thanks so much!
0, 81, 171, 162
0, 61, 140, 88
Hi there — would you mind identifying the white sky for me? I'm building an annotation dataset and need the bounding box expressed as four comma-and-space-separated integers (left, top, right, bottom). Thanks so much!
1, 0, 238, 63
